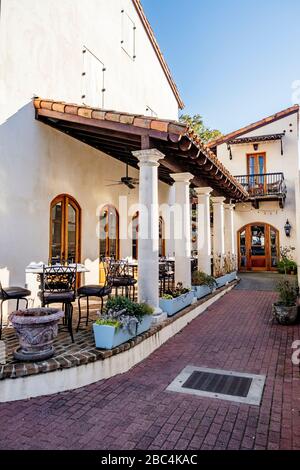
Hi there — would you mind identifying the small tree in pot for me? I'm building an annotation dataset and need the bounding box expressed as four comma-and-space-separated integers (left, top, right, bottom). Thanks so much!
273, 279, 299, 325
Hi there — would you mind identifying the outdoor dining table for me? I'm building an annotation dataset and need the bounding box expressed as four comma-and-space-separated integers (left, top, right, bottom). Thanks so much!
25, 263, 90, 275
25, 264, 90, 308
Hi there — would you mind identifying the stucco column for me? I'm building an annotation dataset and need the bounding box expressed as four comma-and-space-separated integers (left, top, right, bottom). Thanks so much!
170, 173, 194, 288
132, 149, 164, 314
167, 184, 176, 257
224, 203, 235, 255
195, 187, 213, 275
212, 197, 226, 274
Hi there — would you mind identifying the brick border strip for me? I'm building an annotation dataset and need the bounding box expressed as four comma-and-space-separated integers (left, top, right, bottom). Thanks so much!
0, 282, 237, 402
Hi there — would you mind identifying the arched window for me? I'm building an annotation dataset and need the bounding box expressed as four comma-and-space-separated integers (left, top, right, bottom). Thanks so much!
131, 213, 165, 259
50, 195, 81, 264
99, 205, 119, 259
132, 212, 139, 260
159, 216, 166, 258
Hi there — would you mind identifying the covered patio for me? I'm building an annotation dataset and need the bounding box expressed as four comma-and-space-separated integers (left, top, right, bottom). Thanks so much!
1, 99, 248, 400
33, 98, 247, 315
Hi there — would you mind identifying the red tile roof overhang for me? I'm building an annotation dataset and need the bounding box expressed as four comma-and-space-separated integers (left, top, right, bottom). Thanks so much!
33, 99, 248, 201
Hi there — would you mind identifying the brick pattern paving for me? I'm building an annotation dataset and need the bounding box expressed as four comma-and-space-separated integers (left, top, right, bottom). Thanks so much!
0, 289, 300, 450
0, 286, 228, 380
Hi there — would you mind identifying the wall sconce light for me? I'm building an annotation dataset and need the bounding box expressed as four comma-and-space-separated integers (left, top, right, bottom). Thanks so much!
253, 143, 259, 151
284, 219, 292, 237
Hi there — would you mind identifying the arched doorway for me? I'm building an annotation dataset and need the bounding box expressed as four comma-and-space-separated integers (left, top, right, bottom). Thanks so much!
49, 194, 81, 265
131, 213, 165, 259
238, 223, 279, 271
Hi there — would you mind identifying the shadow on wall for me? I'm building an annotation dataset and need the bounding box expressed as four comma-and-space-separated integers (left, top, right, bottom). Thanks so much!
0, 101, 53, 287
0, 267, 10, 320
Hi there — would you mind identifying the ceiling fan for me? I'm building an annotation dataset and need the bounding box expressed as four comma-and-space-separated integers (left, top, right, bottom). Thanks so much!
105, 164, 139, 190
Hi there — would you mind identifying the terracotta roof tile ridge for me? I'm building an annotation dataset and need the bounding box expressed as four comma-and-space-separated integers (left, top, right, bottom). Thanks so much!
207, 104, 300, 148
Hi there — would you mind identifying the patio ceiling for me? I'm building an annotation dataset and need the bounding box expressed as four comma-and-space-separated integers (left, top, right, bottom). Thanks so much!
33, 99, 248, 201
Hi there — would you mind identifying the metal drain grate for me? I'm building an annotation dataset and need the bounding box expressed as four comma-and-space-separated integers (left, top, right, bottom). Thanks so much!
167, 366, 266, 405
182, 371, 252, 398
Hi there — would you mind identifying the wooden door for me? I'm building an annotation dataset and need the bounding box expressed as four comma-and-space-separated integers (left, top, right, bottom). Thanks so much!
50, 195, 81, 265
249, 224, 267, 270
238, 223, 279, 271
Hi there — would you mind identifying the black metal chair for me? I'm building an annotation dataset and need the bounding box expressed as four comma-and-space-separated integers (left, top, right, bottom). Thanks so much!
106, 259, 137, 300
0, 281, 31, 339
76, 261, 112, 332
38, 266, 77, 343
159, 260, 174, 296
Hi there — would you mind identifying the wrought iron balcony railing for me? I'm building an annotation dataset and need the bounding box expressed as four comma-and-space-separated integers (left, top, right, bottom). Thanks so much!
234, 172, 286, 197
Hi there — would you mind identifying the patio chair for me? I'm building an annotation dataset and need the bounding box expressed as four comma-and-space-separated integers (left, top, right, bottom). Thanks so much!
38, 266, 77, 343
0, 281, 31, 339
76, 260, 112, 332
106, 258, 137, 300
159, 260, 174, 296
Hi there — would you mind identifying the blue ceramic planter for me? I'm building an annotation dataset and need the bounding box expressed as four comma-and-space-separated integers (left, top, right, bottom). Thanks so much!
216, 271, 237, 288
93, 315, 152, 350
159, 291, 194, 317
192, 285, 212, 300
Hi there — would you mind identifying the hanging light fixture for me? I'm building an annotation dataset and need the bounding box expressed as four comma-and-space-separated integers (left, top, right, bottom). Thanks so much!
284, 219, 292, 237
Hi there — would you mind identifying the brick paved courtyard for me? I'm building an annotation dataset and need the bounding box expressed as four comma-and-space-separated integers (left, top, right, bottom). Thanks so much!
0, 288, 300, 450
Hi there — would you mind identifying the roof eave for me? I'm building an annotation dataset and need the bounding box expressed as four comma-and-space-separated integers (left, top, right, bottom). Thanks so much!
132, 0, 184, 110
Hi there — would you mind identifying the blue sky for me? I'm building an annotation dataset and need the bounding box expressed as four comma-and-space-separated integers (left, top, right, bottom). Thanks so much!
142, 0, 300, 134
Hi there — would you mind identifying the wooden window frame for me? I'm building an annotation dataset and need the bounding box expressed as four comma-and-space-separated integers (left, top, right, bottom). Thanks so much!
49, 194, 81, 265
99, 205, 120, 259
246, 152, 266, 175
131, 213, 166, 260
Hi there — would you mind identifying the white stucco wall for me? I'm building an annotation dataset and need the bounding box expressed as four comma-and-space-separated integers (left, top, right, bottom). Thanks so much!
216, 112, 299, 262
0, 0, 177, 312
0, 0, 179, 122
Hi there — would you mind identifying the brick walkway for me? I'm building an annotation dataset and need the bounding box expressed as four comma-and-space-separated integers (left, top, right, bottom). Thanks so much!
0, 289, 300, 450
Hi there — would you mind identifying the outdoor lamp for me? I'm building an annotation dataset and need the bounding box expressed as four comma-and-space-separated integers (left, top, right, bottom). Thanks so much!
284, 219, 292, 237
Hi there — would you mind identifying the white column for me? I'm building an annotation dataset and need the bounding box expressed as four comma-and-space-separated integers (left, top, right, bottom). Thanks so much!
132, 149, 164, 314
195, 187, 213, 275
224, 203, 235, 255
171, 172, 194, 288
167, 184, 175, 257
212, 197, 226, 274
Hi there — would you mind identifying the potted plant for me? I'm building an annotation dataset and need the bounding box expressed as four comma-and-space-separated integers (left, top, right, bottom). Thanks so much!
159, 283, 194, 316
93, 296, 153, 349
277, 246, 297, 275
9, 308, 64, 361
192, 271, 217, 299
273, 279, 299, 325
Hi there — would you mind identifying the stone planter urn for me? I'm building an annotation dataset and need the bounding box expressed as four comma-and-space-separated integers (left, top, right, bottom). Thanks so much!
9, 308, 64, 361
272, 303, 298, 325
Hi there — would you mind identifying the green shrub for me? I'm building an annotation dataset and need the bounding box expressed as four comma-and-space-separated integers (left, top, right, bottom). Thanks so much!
192, 271, 217, 289
276, 279, 298, 306
105, 296, 153, 321
163, 282, 191, 299
95, 318, 121, 329
277, 260, 297, 274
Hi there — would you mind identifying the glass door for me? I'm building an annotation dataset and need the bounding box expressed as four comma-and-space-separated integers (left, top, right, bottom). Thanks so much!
247, 153, 266, 195
50, 195, 81, 265
249, 224, 266, 269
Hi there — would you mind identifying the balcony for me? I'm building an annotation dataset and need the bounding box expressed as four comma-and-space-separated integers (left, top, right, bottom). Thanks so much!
234, 172, 287, 208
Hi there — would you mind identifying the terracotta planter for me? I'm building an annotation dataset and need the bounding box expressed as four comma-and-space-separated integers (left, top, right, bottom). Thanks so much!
9, 308, 64, 361
272, 303, 298, 325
